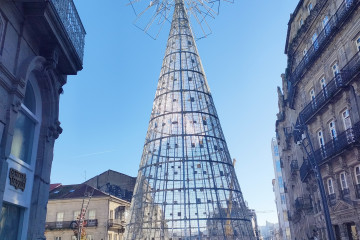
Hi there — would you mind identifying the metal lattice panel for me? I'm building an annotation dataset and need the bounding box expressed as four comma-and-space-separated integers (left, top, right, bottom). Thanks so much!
125, 1, 255, 239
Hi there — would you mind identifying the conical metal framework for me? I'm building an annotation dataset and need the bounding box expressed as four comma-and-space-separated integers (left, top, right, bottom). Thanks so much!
125, 1, 255, 239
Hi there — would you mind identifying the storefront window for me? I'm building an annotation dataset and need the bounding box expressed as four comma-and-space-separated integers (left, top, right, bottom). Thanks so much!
0, 202, 22, 240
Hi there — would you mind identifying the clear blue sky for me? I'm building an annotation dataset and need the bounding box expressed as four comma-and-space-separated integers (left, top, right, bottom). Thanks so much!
51, 0, 298, 226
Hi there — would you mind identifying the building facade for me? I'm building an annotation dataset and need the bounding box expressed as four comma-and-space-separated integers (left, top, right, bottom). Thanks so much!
0, 0, 85, 239
271, 138, 291, 240
276, 0, 360, 239
45, 184, 130, 240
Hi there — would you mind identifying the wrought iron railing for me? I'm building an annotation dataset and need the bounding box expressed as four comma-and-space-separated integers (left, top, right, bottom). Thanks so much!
300, 159, 311, 182
45, 219, 97, 230
295, 196, 313, 212
290, 160, 299, 175
299, 50, 360, 124
355, 184, 360, 198
289, 0, 358, 87
328, 193, 336, 206
299, 121, 360, 182
50, 0, 85, 62
341, 188, 350, 199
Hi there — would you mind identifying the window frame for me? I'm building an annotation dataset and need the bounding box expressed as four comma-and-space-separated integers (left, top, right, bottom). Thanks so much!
307, 2, 313, 13
327, 178, 334, 194
356, 36, 360, 51
8, 76, 42, 169
354, 165, 360, 185
332, 62, 339, 76
329, 120, 337, 139
340, 172, 348, 189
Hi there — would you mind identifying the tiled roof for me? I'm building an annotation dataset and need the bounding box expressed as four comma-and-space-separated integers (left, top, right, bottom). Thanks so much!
49, 183, 107, 200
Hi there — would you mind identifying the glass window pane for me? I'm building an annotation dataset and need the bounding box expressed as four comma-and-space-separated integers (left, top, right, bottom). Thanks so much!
0, 202, 21, 240
23, 82, 36, 114
10, 111, 35, 164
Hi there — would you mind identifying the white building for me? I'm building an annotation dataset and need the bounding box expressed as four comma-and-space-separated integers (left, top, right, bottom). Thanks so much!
271, 138, 291, 239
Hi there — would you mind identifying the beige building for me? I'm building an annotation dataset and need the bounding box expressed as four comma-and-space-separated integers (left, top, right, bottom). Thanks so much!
276, 0, 360, 239
45, 183, 130, 240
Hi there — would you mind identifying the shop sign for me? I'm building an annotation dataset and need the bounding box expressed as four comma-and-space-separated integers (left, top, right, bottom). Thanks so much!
9, 168, 26, 191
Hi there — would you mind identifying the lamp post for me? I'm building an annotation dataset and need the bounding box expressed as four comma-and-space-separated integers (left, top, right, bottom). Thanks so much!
293, 122, 335, 240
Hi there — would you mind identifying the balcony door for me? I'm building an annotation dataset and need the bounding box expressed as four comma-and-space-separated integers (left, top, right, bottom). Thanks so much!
318, 130, 326, 157
342, 109, 353, 142
320, 77, 327, 98
312, 33, 319, 50
323, 16, 330, 35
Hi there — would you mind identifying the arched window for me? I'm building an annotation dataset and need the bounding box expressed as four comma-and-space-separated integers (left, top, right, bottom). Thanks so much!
354, 166, 360, 186
10, 74, 41, 165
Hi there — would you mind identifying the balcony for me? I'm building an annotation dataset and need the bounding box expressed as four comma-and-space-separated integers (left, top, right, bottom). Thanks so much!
45, 219, 98, 230
290, 160, 299, 175
355, 184, 360, 198
295, 196, 313, 213
341, 188, 350, 200
288, 0, 358, 106
299, 50, 360, 124
49, 0, 85, 62
300, 160, 311, 182
108, 219, 126, 232
299, 121, 360, 182
328, 193, 337, 206
22, 0, 85, 73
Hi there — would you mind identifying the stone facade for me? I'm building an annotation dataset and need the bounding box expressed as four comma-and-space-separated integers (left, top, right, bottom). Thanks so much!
276, 0, 360, 239
0, 0, 85, 239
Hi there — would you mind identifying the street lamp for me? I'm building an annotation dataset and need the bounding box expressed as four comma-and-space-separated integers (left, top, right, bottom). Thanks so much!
293, 121, 335, 240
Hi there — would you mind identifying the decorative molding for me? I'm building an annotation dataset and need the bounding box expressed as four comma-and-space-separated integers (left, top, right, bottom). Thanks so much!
47, 121, 62, 141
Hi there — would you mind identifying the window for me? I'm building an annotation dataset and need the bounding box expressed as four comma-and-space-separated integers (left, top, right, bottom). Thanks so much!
320, 77, 326, 89
55, 237, 62, 240
340, 172, 348, 189
88, 210, 96, 220
87, 235, 93, 240
114, 234, 118, 240
283, 210, 288, 221
280, 193, 286, 204
308, 2, 313, 13
310, 88, 316, 108
299, 18, 304, 27
317, 130, 324, 148
56, 212, 64, 222
332, 63, 339, 76
278, 176, 284, 188
276, 160, 281, 172
110, 209, 114, 219
327, 178, 334, 194
73, 210, 80, 220
346, 0, 353, 8
303, 48, 308, 62
342, 109, 352, 130
10, 81, 40, 164
0, 203, 22, 240
356, 37, 360, 51
329, 120, 337, 139
354, 165, 360, 184
312, 33, 319, 50
323, 16, 330, 34
108, 234, 112, 240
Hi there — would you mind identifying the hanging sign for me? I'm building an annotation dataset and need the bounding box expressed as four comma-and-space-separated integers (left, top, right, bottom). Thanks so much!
9, 168, 26, 191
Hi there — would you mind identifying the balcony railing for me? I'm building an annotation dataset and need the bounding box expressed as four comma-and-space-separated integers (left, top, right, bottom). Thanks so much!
328, 193, 337, 206
299, 50, 360, 124
295, 196, 313, 212
355, 184, 360, 198
341, 188, 350, 200
45, 219, 98, 230
299, 121, 360, 182
108, 219, 126, 232
289, 0, 358, 87
290, 160, 299, 175
49, 0, 85, 62
300, 160, 311, 182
